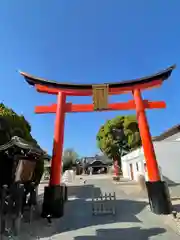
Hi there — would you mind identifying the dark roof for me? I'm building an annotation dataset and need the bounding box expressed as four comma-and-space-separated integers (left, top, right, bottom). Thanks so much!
0, 136, 50, 159
82, 157, 96, 165
89, 160, 108, 166
20, 65, 175, 90
152, 124, 180, 141
82, 156, 112, 165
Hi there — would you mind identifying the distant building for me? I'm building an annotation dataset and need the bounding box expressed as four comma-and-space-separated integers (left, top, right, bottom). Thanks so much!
122, 124, 180, 184
80, 155, 112, 174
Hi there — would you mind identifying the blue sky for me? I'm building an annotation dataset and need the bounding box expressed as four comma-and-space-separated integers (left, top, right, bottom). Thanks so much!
0, 1, 179, 157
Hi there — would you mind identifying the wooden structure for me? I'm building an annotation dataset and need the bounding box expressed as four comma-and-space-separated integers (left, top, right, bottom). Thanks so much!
92, 191, 116, 215
0, 136, 48, 237
0, 136, 47, 187
20, 65, 175, 216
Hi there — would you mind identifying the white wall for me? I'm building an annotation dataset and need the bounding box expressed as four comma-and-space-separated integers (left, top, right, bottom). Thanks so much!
122, 148, 146, 181
153, 141, 180, 183
122, 141, 180, 183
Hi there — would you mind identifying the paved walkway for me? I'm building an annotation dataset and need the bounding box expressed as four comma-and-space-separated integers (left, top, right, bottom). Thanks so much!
5, 175, 180, 239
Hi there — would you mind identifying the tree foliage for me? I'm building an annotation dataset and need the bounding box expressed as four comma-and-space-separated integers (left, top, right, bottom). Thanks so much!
0, 103, 37, 145
96, 115, 141, 169
62, 148, 78, 172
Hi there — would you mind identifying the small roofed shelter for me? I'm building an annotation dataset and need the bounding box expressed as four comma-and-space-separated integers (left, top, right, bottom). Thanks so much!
88, 159, 108, 174
0, 136, 50, 187
82, 156, 112, 174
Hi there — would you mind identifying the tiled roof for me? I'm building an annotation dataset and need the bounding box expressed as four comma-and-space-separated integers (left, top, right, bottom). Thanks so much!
152, 124, 180, 141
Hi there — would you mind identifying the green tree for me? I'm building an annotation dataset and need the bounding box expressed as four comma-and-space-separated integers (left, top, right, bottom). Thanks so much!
96, 115, 141, 172
0, 103, 37, 144
62, 148, 78, 172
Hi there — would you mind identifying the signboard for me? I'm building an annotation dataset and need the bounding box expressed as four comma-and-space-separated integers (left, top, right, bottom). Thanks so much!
92, 84, 109, 110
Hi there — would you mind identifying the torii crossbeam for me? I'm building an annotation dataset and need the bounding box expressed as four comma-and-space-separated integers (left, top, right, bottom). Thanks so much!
20, 64, 175, 217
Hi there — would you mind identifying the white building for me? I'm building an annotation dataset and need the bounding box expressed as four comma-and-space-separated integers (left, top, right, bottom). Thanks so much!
122, 125, 180, 184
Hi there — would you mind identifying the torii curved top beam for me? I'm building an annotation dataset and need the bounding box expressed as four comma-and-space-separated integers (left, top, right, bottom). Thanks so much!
20, 65, 176, 91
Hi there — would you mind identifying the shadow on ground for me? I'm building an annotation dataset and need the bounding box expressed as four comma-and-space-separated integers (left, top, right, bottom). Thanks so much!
4, 183, 171, 240
12, 183, 164, 240
74, 227, 166, 240
67, 184, 101, 199
172, 203, 180, 212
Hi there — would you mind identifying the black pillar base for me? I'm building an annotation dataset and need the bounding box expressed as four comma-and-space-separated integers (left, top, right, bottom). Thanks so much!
146, 181, 172, 215
64, 185, 68, 202
61, 183, 68, 202
41, 185, 64, 218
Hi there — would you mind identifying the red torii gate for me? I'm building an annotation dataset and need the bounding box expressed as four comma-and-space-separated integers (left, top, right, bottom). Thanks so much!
20, 65, 175, 217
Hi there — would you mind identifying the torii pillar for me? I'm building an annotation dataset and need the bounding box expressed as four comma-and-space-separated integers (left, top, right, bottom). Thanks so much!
50, 92, 66, 186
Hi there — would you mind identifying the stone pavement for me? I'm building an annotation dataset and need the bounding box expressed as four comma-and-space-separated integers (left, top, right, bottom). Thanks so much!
3, 175, 180, 239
